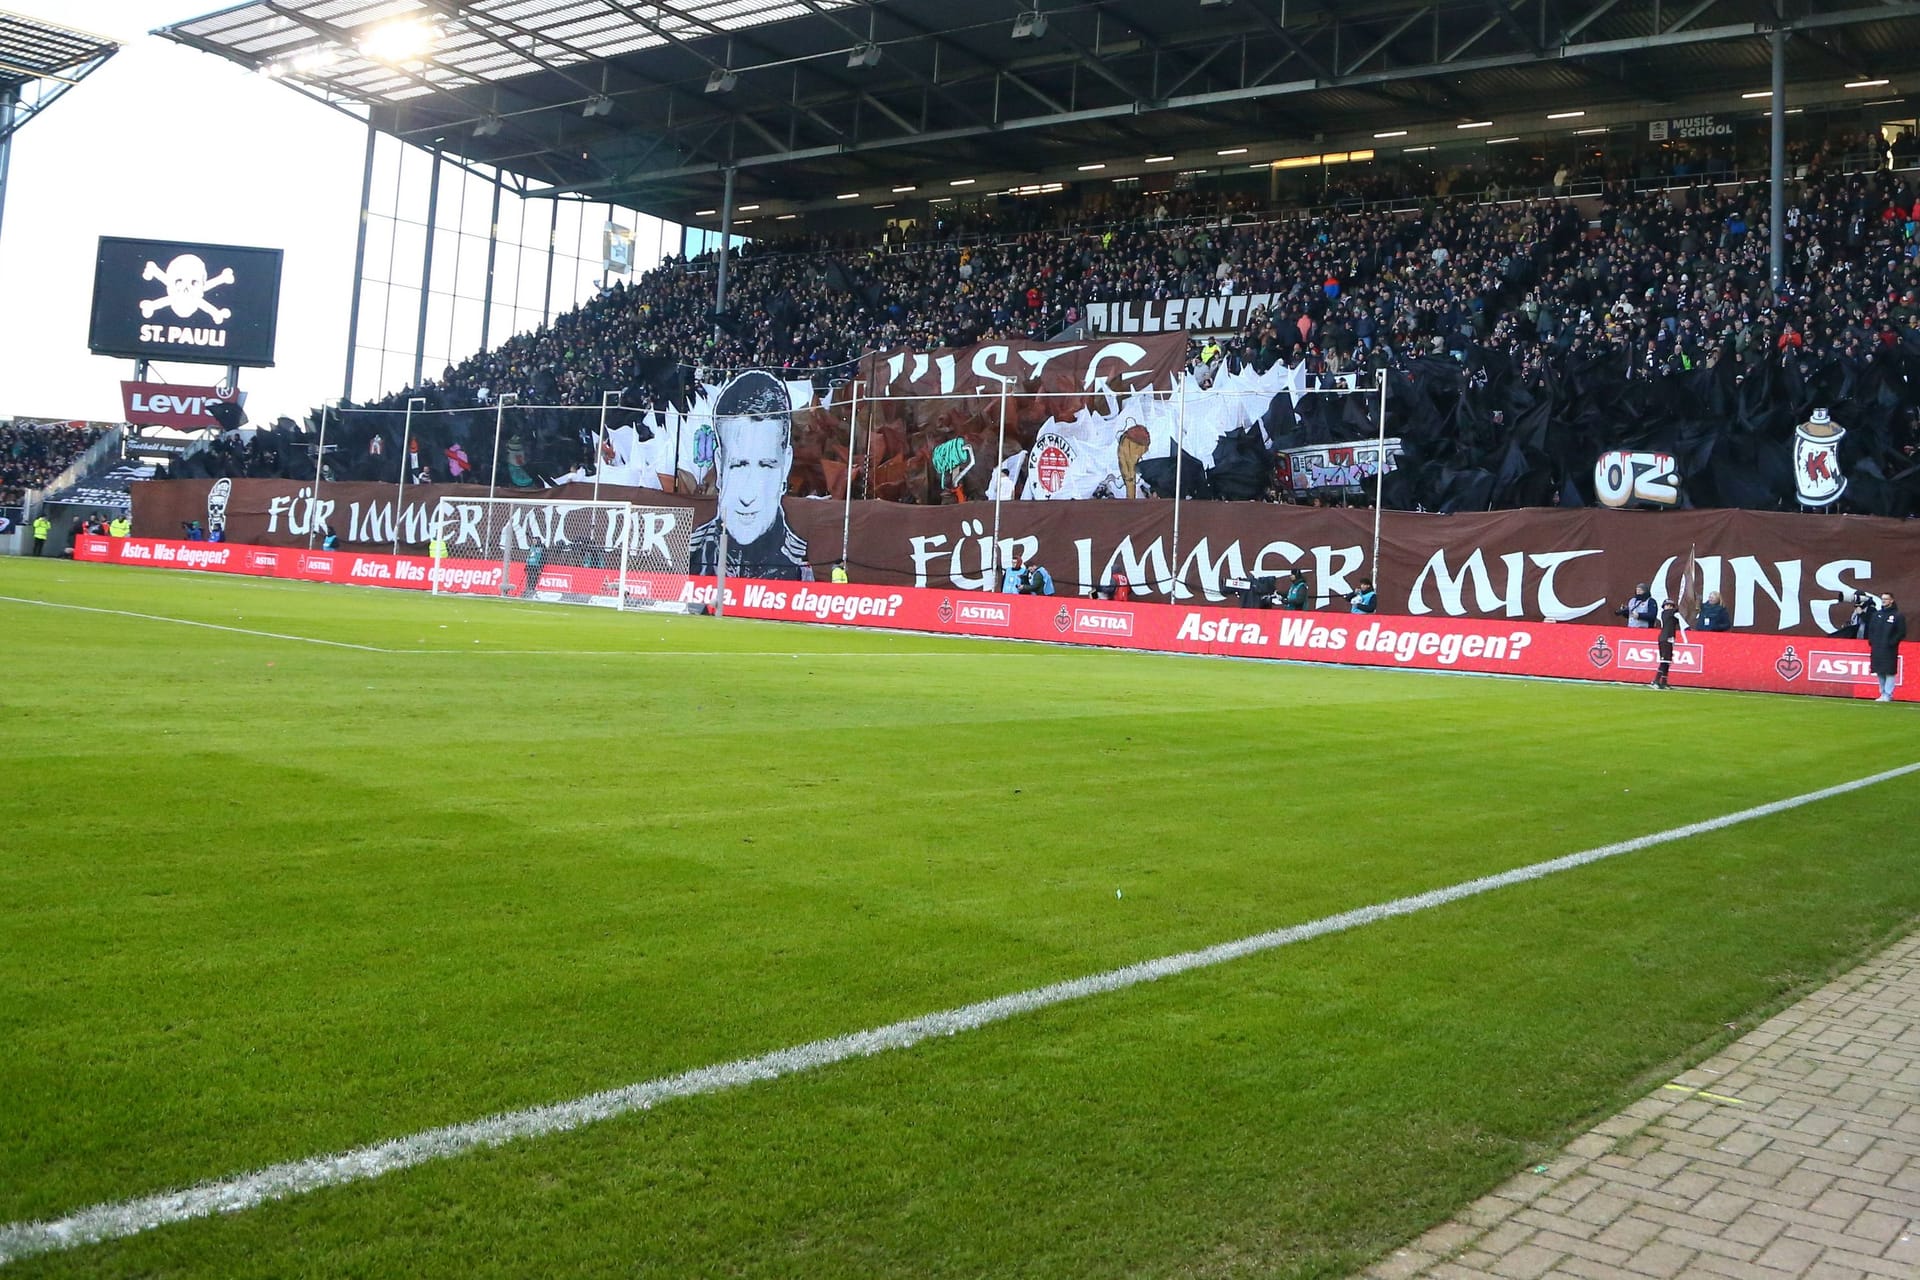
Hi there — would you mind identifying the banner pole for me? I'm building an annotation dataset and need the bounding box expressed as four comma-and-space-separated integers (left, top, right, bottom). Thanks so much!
715, 523, 727, 619
673, 404, 684, 494
487, 392, 517, 506
394, 396, 423, 556
308, 403, 328, 549
841, 380, 857, 567
989, 381, 1008, 593
1372, 368, 1387, 587
593, 390, 617, 508
1169, 373, 1187, 600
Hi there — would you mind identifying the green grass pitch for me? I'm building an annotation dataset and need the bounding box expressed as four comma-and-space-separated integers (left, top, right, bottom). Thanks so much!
2, 555, 1916, 1279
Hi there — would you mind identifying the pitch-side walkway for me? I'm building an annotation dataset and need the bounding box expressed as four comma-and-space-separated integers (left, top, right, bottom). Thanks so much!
1362, 930, 1920, 1280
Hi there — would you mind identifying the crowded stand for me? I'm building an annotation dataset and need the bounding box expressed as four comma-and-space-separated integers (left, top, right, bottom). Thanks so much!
174, 129, 1920, 517
1, 421, 108, 508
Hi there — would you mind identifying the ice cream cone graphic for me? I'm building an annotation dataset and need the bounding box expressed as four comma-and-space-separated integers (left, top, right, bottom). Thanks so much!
1117, 422, 1151, 497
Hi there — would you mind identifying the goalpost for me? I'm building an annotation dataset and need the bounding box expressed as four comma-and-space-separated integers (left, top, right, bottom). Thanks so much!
427, 495, 697, 611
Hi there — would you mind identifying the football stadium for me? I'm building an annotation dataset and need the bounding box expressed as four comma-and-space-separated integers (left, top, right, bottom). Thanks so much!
3, 3, 1920, 1278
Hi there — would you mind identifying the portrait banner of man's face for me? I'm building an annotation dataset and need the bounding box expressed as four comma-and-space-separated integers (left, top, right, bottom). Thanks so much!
689, 370, 812, 580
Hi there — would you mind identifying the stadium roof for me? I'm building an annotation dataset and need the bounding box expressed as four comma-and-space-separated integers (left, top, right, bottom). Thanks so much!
0, 9, 119, 139
157, 1, 1920, 224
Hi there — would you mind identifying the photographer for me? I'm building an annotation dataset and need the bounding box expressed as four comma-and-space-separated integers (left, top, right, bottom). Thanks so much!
1280, 570, 1312, 610
1017, 562, 1055, 596
1615, 583, 1658, 628
1238, 575, 1280, 610
1865, 592, 1906, 703
1000, 551, 1028, 594
1347, 578, 1378, 614
1832, 590, 1877, 640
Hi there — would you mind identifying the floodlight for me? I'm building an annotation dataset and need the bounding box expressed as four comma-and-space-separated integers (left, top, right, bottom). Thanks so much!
1012, 11, 1048, 39
357, 19, 440, 63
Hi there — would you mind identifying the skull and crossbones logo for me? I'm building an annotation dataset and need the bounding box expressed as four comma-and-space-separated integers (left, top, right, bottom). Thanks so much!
139, 255, 234, 325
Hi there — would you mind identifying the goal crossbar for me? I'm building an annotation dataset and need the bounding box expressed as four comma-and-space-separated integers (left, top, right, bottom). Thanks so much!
427, 495, 695, 611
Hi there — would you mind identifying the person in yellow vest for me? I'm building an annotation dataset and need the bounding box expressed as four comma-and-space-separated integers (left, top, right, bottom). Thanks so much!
31, 514, 49, 555
428, 534, 449, 594
830, 560, 849, 584
108, 516, 130, 538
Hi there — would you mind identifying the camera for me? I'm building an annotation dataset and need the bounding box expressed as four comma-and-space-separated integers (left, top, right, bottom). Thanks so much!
1850, 590, 1880, 608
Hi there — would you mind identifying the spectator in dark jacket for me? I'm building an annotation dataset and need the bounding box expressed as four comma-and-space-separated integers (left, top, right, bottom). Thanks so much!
1694, 592, 1732, 631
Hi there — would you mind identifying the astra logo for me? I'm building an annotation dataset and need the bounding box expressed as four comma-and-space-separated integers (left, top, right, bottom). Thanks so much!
955, 600, 1011, 627
1808, 651, 1898, 685
1073, 608, 1135, 637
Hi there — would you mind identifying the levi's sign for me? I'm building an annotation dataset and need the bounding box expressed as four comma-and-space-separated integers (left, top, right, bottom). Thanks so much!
89, 236, 284, 367
121, 381, 238, 429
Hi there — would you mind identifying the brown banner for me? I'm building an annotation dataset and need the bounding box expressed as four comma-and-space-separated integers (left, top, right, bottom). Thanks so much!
857, 333, 1189, 398
842, 335, 1190, 503
134, 478, 1913, 637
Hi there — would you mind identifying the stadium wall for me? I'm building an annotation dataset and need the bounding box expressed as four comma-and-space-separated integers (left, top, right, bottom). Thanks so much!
129, 478, 1920, 637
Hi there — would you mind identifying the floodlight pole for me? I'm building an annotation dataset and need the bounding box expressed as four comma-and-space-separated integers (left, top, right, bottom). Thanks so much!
393, 396, 425, 556
840, 380, 859, 567
307, 404, 328, 549
988, 381, 1008, 592
0, 90, 15, 255
1768, 24, 1787, 293
479, 170, 502, 355
412, 151, 441, 390
1372, 367, 1388, 587
487, 392, 519, 504
342, 118, 376, 403
713, 166, 736, 343
1168, 371, 1188, 600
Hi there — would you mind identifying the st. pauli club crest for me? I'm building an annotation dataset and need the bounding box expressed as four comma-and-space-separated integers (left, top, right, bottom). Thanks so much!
1053, 606, 1072, 634
1587, 635, 1614, 669
937, 597, 954, 623
1034, 437, 1076, 496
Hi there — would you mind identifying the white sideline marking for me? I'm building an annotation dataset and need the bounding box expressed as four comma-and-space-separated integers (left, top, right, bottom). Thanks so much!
448, 650, 1051, 658
0, 597, 1044, 658
0, 595, 392, 652
3, 762, 1916, 1266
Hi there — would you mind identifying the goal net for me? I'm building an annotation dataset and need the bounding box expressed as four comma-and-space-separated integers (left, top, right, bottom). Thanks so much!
427, 496, 696, 611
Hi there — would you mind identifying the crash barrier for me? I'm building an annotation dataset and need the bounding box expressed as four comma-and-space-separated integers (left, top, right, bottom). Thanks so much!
74, 536, 1911, 702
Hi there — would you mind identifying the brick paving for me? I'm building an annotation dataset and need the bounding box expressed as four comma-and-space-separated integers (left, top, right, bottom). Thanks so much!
1362, 931, 1920, 1280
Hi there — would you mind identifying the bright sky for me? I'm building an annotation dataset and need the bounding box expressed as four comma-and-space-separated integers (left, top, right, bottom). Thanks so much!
1, 3, 390, 424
